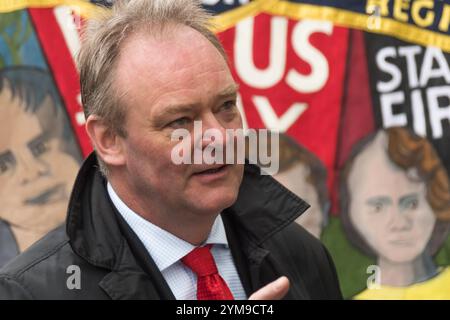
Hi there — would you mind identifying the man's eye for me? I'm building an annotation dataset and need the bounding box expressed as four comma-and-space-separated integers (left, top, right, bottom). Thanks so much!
0, 151, 16, 174
220, 100, 236, 112
168, 117, 191, 128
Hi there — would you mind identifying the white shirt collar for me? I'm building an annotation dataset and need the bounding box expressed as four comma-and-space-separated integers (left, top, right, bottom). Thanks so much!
107, 182, 229, 271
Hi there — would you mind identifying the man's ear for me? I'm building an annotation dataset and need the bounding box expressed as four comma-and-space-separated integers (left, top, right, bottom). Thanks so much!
85, 115, 126, 167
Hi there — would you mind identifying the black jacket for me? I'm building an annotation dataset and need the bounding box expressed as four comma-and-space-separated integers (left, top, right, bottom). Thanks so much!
0, 153, 342, 300
0, 219, 18, 269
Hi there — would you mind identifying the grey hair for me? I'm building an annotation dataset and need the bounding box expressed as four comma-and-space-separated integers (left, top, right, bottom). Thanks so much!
77, 0, 227, 175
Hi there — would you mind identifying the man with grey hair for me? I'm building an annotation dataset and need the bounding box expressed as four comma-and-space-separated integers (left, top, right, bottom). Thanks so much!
0, 0, 341, 300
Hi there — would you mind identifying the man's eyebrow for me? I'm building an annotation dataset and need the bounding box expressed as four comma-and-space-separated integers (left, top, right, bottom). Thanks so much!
150, 103, 196, 127
157, 104, 197, 117
216, 83, 239, 99
153, 83, 240, 122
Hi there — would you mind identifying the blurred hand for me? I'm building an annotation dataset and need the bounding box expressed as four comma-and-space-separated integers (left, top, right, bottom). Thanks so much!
248, 276, 290, 300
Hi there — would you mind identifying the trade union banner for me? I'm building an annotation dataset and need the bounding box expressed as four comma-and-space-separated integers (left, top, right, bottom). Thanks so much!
0, 0, 449, 299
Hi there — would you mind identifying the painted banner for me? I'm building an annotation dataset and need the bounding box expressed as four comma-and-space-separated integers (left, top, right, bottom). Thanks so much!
0, 0, 449, 299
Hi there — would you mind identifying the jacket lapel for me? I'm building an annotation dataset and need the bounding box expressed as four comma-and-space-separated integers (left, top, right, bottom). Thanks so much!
225, 219, 311, 300
251, 248, 311, 300
66, 153, 173, 300
98, 240, 163, 300
113, 207, 176, 300
223, 163, 311, 299
227, 225, 311, 300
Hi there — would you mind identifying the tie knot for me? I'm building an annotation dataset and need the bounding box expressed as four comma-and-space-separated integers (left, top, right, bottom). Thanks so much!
181, 244, 218, 277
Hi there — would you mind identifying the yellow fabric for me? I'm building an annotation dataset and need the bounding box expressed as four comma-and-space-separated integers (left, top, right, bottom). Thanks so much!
2, 0, 448, 52
210, 0, 450, 54
0, 0, 102, 18
354, 267, 450, 300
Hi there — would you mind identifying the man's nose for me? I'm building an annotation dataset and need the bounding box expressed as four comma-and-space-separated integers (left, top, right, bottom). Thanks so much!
16, 153, 51, 185
198, 113, 228, 149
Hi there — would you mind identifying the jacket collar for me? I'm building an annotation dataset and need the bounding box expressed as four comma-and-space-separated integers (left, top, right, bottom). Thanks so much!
66, 152, 310, 284
66, 152, 123, 270
226, 162, 310, 252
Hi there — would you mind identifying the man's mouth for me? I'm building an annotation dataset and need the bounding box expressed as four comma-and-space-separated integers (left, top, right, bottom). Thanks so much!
195, 165, 228, 175
191, 165, 231, 182
24, 184, 66, 206
194, 164, 228, 174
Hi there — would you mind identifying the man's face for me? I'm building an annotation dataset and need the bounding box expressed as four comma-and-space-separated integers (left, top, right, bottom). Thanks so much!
274, 163, 324, 238
348, 132, 436, 263
112, 26, 244, 218
0, 87, 80, 233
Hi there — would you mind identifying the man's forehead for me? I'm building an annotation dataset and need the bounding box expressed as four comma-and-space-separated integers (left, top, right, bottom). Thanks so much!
114, 25, 233, 111
116, 25, 225, 79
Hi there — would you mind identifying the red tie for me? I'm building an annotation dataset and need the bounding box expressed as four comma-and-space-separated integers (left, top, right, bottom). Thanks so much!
181, 244, 234, 300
